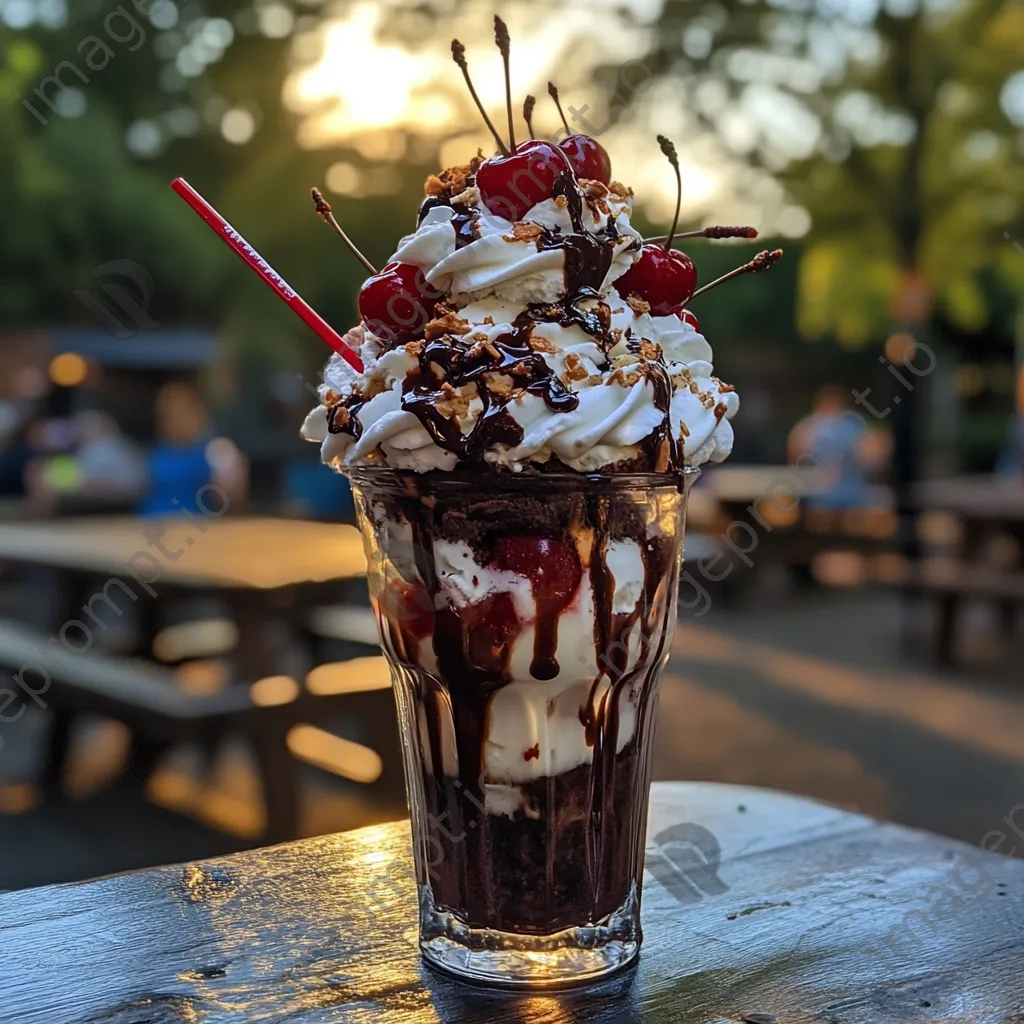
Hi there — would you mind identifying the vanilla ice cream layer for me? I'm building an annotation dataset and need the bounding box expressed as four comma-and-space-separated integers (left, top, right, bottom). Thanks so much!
388, 529, 653, 802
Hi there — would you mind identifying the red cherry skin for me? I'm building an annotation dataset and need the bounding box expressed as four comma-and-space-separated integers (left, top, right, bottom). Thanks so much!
558, 135, 611, 184
460, 591, 520, 669
675, 308, 701, 333
358, 261, 440, 345
476, 141, 573, 222
494, 536, 582, 609
614, 245, 698, 317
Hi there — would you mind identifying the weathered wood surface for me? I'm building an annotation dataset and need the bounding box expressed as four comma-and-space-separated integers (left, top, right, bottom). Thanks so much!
2, 782, 1022, 1024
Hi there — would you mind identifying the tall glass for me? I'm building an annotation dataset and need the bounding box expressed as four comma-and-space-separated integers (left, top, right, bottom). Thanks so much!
348, 469, 695, 987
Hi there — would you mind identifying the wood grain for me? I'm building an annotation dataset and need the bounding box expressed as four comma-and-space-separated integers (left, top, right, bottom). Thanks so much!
1, 782, 1022, 1023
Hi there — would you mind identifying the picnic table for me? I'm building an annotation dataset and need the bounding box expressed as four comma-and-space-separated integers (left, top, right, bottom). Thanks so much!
907, 476, 1024, 662
0, 517, 400, 842
0, 516, 367, 674
688, 466, 895, 591
3, 781, 1021, 1023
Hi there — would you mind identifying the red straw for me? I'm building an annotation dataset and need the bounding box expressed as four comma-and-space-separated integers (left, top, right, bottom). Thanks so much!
170, 177, 363, 372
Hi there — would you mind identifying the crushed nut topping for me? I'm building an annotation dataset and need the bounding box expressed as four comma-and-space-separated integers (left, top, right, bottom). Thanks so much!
671, 368, 695, 390
700, 390, 715, 409
483, 372, 515, 397
636, 339, 662, 362
424, 311, 472, 341
608, 180, 633, 199
435, 382, 472, 420
505, 221, 545, 243
714, 401, 729, 421
593, 302, 612, 332
323, 389, 341, 405
423, 175, 445, 197
606, 367, 641, 388
562, 353, 589, 383
679, 421, 691, 439
713, 377, 736, 394
626, 295, 651, 316
450, 185, 479, 207
553, 195, 569, 211
466, 338, 501, 362
404, 340, 425, 358
529, 334, 557, 354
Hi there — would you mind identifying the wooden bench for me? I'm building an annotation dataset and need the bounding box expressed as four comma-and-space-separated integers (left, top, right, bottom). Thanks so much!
0, 619, 404, 843
896, 559, 1024, 663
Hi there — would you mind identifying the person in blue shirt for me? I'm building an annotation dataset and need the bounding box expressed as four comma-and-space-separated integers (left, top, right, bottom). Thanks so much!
138, 382, 214, 516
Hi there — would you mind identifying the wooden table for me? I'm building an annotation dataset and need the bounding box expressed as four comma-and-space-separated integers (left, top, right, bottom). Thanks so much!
914, 475, 1024, 525
908, 477, 1024, 662
0, 517, 391, 842
4, 782, 1022, 1023
0, 516, 366, 590
0, 516, 367, 676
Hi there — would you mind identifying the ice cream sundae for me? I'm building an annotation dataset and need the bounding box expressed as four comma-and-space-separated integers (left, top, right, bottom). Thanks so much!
299, 16, 781, 986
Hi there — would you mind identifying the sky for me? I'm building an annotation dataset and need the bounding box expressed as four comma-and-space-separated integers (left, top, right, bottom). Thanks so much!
280, 0, 814, 238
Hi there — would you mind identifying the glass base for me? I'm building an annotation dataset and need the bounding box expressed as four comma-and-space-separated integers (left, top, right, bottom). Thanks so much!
418, 884, 642, 989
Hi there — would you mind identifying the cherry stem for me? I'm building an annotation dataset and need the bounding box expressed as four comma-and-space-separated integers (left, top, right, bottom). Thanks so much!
547, 81, 571, 134
647, 226, 758, 245
657, 135, 682, 252
452, 39, 510, 156
310, 188, 377, 275
689, 249, 784, 300
494, 16, 516, 151
523, 94, 536, 139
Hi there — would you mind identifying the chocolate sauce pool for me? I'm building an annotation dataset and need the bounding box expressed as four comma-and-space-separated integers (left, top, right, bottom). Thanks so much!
355, 474, 683, 934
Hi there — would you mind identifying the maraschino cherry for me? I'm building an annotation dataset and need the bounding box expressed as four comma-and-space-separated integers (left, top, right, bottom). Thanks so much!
357, 262, 439, 344
678, 308, 700, 332
494, 536, 582, 609
314, 187, 436, 344
614, 135, 698, 316
525, 89, 609, 189
548, 82, 612, 185
476, 140, 572, 221
451, 27, 574, 222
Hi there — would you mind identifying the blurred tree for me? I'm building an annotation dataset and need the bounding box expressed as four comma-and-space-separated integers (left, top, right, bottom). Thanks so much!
621, 0, 1024, 346
0, 0, 432, 377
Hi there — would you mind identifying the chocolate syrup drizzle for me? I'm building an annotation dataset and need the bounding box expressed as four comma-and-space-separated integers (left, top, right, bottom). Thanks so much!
361, 478, 682, 934
327, 169, 682, 478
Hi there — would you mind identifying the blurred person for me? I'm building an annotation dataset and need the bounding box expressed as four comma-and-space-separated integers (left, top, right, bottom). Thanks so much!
138, 383, 247, 515
75, 410, 146, 498
788, 386, 890, 508
23, 411, 146, 514
138, 382, 215, 516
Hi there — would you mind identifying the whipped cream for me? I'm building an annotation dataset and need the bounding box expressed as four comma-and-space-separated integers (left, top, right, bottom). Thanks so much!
302, 159, 740, 474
